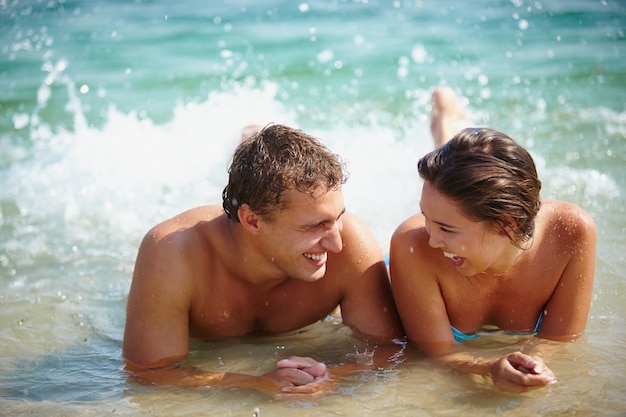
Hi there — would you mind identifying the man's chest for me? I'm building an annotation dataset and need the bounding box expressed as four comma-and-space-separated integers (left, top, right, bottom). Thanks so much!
187, 286, 340, 340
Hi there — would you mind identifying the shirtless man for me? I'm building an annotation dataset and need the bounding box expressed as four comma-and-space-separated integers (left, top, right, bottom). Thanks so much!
122, 124, 403, 397
389, 88, 596, 392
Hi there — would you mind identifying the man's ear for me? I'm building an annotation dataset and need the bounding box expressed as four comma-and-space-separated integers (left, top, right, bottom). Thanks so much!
238, 204, 261, 234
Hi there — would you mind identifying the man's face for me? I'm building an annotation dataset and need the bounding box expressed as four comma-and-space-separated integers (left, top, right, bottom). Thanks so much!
256, 187, 346, 282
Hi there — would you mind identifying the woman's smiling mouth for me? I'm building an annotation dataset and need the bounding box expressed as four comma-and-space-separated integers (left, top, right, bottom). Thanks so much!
443, 251, 464, 267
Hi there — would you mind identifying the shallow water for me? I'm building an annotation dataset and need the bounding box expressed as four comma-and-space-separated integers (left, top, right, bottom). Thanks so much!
1, 0, 625, 415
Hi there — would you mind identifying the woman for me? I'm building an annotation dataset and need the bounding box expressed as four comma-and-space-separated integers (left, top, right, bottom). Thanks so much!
390, 93, 596, 392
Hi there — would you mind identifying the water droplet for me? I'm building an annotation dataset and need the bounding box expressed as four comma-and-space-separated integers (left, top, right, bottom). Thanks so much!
518, 19, 529, 30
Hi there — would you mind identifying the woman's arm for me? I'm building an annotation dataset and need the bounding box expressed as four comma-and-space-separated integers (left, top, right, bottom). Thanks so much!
389, 215, 457, 355
539, 203, 597, 341
389, 215, 558, 392
433, 349, 557, 392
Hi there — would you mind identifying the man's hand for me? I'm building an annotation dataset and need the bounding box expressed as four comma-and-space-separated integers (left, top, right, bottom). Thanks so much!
262, 356, 337, 399
266, 356, 328, 387
275, 356, 328, 382
489, 351, 557, 393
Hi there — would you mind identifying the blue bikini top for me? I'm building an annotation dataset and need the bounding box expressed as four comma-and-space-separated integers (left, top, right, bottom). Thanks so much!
451, 310, 545, 343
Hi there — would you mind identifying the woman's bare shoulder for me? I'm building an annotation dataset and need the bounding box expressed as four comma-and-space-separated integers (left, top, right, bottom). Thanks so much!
539, 200, 596, 244
390, 213, 435, 264
541, 200, 595, 228
391, 213, 431, 248
392, 213, 426, 237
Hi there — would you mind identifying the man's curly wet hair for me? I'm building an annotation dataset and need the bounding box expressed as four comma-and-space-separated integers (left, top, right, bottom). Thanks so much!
222, 124, 348, 222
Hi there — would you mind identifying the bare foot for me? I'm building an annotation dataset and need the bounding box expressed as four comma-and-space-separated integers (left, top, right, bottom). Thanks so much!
429, 87, 471, 148
241, 124, 264, 141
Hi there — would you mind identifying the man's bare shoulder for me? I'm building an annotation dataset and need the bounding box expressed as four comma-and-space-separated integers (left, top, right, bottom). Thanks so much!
321, 211, 384, 283
148, 205, 226, 238
134, 205, 228, 283
335, 211, 381, 255
338, 211, 369, 235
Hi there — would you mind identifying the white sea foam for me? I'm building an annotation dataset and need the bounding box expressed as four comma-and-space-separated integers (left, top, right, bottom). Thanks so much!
2, 75, 430, 252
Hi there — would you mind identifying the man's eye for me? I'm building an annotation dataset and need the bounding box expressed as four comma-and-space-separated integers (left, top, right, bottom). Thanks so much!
304, 223, 325, 232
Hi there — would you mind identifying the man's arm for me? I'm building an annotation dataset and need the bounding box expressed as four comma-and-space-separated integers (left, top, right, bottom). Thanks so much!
122, 226, 322, 395
123, 225, 193, 372
273, 213, 406, 396
126, 354, 326, 396
331, 212, 404, 342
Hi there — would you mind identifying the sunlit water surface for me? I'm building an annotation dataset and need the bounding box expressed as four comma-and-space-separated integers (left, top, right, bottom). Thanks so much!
1, 0, 625, 415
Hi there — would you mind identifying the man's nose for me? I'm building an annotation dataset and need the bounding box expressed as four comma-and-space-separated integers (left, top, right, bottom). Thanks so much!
321, 221, 343, 253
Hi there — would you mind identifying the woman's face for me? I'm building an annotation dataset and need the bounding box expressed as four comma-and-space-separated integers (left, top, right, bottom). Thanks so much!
420, 181, 516, 276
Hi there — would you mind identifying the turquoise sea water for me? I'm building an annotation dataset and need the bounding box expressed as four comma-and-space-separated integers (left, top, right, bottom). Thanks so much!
1, 1, 625, 416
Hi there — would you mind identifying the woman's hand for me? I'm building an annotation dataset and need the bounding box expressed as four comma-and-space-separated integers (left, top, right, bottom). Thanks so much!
489, 351, 557, 392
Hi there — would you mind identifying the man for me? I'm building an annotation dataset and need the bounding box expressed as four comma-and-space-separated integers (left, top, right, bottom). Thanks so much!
122, 124, 404, 397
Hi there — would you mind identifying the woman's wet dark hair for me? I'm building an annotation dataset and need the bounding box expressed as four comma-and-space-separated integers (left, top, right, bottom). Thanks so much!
222, 124, 348, 222
417, 127, 541, 247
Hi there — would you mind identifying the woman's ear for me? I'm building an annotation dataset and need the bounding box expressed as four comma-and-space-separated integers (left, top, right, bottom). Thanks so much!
237, 204, 261, 234
499, 215, 518, 237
